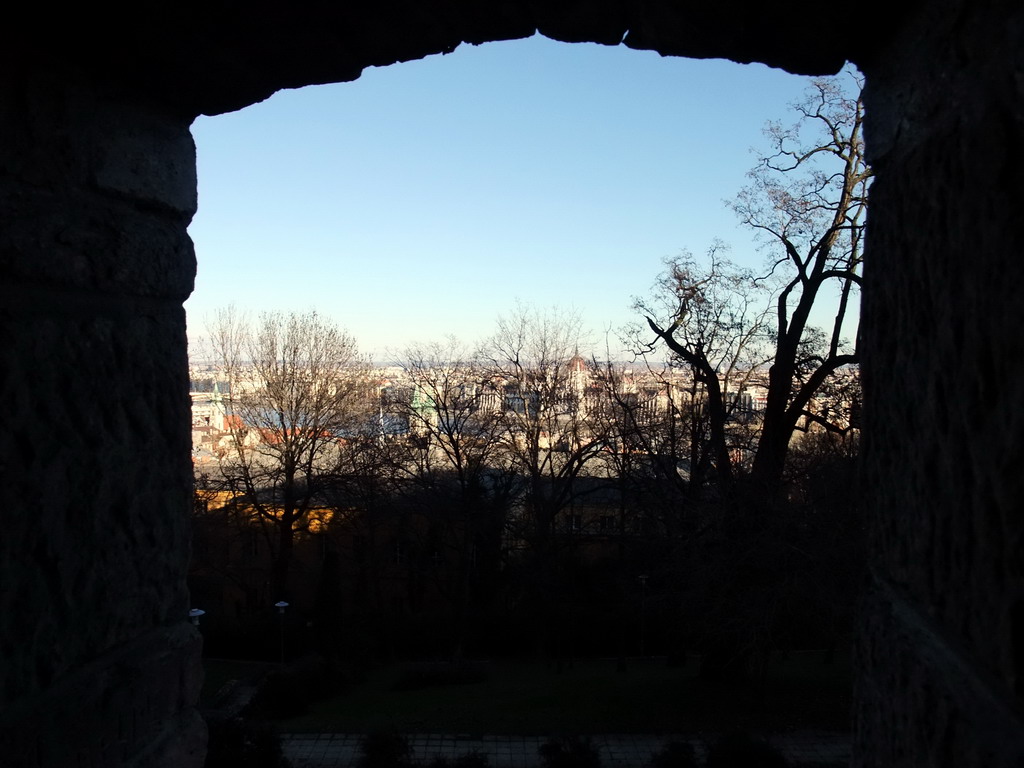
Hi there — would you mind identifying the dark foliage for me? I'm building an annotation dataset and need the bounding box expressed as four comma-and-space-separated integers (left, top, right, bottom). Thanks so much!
666, 466, 864, 683
245, 656, 361, 720
204, 717, 290, 768
358, 733, 413, 768
648, 741, 698, 768
706, 732, 788, 768
538, 737, 602, 768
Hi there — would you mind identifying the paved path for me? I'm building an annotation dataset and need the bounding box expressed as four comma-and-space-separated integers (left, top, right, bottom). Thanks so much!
281, 732, 851, 767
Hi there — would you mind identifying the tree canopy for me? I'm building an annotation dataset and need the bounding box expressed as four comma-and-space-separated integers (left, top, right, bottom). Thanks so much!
637, 69, 868, 493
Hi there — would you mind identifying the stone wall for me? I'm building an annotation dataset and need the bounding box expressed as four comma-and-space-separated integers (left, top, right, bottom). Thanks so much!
0, 74, 205, 767
1, 1, 1022, 766
855, 1, 1024, 764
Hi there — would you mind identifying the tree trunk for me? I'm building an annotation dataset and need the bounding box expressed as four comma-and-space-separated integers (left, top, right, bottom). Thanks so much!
751, 354, 798, 492
272, 520, 294, 601
750, 428, 789, 492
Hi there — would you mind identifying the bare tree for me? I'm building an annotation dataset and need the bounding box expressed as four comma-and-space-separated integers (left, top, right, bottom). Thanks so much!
207, 308, 367, 602
391, 338, 505, 491
738, 71, 869, 487
387, 337, 514, 657
636, 245, 774, 489
487, 304, 606, 550
639, 70, 869, 492
485, 303, 608, 662
589, 355, 723, 537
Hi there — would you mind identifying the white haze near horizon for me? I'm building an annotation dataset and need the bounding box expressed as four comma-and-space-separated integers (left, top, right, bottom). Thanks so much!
185, 35, 860, 365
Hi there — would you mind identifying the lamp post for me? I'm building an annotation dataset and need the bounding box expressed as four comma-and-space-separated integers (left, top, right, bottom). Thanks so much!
378, 383, 386, 446
274, 601, 289, 664
638, 574, 648, 658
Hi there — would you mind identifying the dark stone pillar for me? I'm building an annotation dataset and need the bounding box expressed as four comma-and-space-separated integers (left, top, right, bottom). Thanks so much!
0, 74, 205, 767
855, 2, 1024, 765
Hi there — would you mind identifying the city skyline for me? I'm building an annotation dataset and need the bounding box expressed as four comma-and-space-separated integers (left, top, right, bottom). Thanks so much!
185, 35, 853, 361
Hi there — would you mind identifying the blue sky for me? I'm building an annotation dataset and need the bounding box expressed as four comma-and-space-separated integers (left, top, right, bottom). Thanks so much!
186, 35, 845, 361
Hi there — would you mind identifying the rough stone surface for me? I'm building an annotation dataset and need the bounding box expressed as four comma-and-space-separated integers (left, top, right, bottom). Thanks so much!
0, 76, 197, 298
0, 76, 201, 766
1, 1, 1022, 767
1, 2, 873, 118
855, 0, 1024, 763
0, 308, 193, 698
855, 581, 1024, 768
0, 624, 204, 768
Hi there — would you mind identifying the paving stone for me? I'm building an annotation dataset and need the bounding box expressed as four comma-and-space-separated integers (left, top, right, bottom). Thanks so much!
282, 732, 851, 768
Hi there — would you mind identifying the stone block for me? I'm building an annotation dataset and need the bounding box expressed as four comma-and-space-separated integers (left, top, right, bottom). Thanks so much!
0, 76, 196, 299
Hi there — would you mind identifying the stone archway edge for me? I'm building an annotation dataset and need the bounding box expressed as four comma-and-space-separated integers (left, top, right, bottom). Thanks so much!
1, 2, 1022, 767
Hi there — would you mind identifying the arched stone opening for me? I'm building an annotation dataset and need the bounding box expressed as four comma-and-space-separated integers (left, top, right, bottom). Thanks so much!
1, 2, 1021, 766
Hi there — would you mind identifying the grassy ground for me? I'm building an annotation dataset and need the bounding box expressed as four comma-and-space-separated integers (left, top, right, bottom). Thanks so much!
273, 652, 852, 735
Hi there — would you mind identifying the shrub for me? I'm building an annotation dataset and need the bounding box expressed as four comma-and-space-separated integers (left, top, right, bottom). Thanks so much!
538, 737, 601, 768
358, 732, 413, 768
245, 656, 360, 720
204, 717, 290, 768
245, 669, 309, 720
706, 732, 788, 768
648, 741, 698, 768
